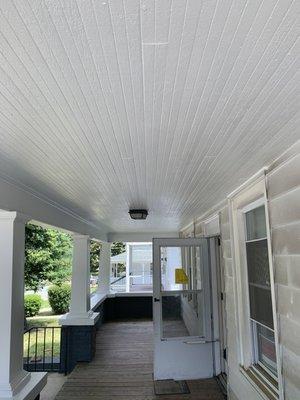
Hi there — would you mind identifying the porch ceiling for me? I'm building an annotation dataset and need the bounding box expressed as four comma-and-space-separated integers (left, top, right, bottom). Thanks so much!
0, 1, 299, 233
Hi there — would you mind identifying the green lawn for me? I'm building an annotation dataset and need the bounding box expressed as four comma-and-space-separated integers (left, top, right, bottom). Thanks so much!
40, 297, 50, 310
90, 284, 98, 294
24, 300, 61, 360
26, 316, 59, 328
24, 287, 97, 361
24, 326, 61, 360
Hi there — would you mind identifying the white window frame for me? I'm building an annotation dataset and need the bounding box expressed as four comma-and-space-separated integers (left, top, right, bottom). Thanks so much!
229, 178, 284, 400
242, 199, 278, 380
125, 242, 153, 292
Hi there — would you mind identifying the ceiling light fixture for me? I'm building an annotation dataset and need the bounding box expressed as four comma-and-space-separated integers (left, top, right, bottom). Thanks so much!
129, 209, 148, 220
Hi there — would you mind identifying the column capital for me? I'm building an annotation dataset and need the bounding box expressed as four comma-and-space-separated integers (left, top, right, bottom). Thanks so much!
72, 233, 90, 240
100, 241, 111, 248
0, 211, 30, 224
92, 238, 104, 244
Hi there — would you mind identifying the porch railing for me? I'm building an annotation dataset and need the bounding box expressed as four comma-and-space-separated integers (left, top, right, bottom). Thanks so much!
23, 326, 64, 373
110, 275, 126, 292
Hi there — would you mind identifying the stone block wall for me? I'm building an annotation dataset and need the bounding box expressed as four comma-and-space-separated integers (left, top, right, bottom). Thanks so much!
180, 145, 300, 399
267, 152, 300, 398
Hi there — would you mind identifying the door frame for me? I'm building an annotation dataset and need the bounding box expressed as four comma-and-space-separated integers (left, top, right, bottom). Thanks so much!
152, 237, 217, 380
217, 236, 228, 376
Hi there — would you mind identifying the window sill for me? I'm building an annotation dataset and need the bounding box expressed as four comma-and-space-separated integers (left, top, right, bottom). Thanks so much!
240, 365, 278, 400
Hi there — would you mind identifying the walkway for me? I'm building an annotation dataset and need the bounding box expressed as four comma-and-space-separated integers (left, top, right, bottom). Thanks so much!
55, 320, 224, 400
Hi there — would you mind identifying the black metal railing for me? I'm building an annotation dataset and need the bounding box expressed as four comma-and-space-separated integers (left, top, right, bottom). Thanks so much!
111, 275, 126, 285
23, 326, 62, 372
110, 274, 126, 292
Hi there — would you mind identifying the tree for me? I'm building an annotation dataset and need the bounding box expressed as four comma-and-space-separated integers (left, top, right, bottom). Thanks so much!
89, 241, 125, 275
24, 223, 72, 291
24, 226, 125, 290
111, 242, 125, 256
111, 242, 126, 276
90, 240, 102, 274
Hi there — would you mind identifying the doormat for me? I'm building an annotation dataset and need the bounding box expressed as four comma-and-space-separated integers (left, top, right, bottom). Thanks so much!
154, 379, 190, 395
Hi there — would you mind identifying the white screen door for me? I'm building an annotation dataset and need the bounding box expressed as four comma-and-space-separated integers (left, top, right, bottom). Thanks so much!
153, 237, 215, 380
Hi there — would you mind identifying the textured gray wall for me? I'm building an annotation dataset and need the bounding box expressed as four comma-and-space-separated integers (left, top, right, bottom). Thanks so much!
180, 149, 300, 399
268, 153, 300, 399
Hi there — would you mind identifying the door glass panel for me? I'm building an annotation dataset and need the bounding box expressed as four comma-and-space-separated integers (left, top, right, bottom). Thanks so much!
160, 246, 202, 291
162, 293, 204, 338
195, 247, 203, 290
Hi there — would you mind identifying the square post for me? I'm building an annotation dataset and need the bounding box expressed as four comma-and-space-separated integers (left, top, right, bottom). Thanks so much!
59, 234, 99, 373
70, 234, 91, 317
60, 234, 99, 325
0, 212, 46, 399
126, 243, 131, 292
97, 242, 111, 294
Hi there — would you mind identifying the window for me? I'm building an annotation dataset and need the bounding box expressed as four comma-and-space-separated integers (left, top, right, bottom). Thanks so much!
131, 243, 153, 287
244, 205, 277, 379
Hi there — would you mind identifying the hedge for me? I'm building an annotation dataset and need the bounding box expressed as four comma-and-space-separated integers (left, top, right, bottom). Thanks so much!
48, 284, 71, 315
24, 294, 42, 317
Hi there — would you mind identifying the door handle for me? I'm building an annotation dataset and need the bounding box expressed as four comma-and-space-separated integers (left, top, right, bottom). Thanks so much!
184, 339, 219, 344
184, 340, 207, 344
154, 297, 160, 302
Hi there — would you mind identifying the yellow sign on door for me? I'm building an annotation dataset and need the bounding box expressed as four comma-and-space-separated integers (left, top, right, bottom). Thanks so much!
175, 268, 189, 284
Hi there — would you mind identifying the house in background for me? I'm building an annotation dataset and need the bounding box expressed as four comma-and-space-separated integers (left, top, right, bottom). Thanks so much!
0, 1, 299, 400
110, 242, 153, 292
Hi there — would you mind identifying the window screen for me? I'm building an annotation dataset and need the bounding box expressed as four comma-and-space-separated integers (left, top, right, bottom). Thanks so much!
245, 206, 273, 329
244, 204, 277, 378
248, 284, 274, 329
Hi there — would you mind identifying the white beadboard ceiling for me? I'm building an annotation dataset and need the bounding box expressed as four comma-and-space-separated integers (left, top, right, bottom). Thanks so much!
0, 0, 299, 233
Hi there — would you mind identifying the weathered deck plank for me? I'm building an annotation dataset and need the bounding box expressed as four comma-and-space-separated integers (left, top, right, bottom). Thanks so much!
55, 320, 224, 400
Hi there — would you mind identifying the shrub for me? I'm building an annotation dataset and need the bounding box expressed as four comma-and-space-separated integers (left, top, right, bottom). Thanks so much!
48, 284, 71, 314
24, 294, 42, 317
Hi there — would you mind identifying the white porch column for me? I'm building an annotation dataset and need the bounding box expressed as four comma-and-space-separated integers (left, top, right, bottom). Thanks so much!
97, 242, 111, 294
60, 234, 98, 325
70, 234, 91, 316
125, 243, 131, 292
0, 212, 46, 399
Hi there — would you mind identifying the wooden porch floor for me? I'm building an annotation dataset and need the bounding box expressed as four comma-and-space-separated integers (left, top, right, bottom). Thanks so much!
55, 320, 224, 400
